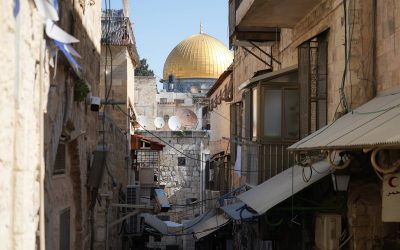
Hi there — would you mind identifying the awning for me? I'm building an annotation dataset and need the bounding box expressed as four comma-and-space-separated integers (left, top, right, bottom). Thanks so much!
289, 91, 400, 151
142, 213, 185, 235
221, 201, 258, 220
237, 161, 331, 215
191, 214, 230, 240
238, 65, 298, 91
131, 134, 165, 151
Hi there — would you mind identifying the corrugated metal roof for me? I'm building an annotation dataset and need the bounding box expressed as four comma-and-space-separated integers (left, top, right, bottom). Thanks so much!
221, 201, 258, 220
192, 214, 229, 239
289, 92, 400, 151
237, 161, 331, 215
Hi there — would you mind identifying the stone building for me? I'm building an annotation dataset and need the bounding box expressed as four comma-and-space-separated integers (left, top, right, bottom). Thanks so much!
0, 1, 48, 249
205, 0, 400, 249
100, 9, 139, 134
0, 1, 143, 249
134, 76, 158, 131
42, 0, 105, 247
137, 130, 209, 249
157, 30, 233, 131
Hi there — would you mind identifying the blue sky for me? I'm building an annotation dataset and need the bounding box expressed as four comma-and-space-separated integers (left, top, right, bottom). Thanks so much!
109, 0, 229, 82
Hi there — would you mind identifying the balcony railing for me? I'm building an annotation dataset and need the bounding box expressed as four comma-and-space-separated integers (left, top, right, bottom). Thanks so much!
233, 138, 296, 185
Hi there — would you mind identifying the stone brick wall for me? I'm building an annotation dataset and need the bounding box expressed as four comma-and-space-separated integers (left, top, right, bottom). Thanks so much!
92, 113, 129, 249
0, 1, 45, 249
209, 75, 231, 156
139, 131, 209, 222
134, 76, 158, 130
43, 0, 104, 249
100, 45, 132, 132
376, 0, 400, 93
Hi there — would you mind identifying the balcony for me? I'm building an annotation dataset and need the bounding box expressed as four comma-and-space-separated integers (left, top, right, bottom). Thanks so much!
229, 0, 322, 46
242, 139, 296, 185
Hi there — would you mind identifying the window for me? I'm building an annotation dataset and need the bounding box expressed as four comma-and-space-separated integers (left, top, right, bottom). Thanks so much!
60, 208, 70, 250
242, 75, 299, 142
260, 87, 300, 140
53, 143, 66, 175
243, 90, 252, 139
230, 102, 242, 163
178, 157, 186, 166
163, 115, 170, 122
298, 31, 328, 137
252, 87, 258, 140
263, 89, 282, 137
174, 99, 184, 104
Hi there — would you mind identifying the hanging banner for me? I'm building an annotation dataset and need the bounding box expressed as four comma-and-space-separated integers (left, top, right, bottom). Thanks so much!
382, 173, 400, 222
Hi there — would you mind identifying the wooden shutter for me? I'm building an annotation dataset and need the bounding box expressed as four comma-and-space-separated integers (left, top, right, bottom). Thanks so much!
298, 43, 311, 138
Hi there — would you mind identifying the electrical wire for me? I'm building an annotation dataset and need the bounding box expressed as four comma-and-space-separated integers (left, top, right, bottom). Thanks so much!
144, 218, 232, 237
114, 105, 258, 173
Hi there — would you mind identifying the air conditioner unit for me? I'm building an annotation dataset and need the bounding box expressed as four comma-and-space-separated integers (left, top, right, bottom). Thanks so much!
126, 184, 140, 205
314, 213, 341, 250
126, 184, 143, 234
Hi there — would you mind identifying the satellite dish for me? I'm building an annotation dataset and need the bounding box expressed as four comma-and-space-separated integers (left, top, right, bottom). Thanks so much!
154, 117, 165, 129
168, 116, 181, 131
176, 109, 198, 128
137, 116, 149, 130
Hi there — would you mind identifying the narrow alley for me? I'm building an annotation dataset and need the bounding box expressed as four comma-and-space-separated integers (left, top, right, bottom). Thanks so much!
1, 0, 400, 249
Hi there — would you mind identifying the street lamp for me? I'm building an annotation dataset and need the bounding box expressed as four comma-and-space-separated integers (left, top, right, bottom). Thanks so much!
331, 170, 350, 192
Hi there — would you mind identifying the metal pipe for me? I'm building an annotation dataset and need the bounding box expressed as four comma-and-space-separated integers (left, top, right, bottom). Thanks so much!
241, 46, 272, 67
110, 203, 153, 209
249, 41, 281, 65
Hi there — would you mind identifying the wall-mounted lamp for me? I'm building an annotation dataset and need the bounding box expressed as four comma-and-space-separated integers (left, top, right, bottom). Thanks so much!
331, 169, 350, 192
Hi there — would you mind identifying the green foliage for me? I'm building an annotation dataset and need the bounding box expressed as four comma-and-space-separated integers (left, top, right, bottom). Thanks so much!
74, 78, 90, 102
135, 58, 155, 76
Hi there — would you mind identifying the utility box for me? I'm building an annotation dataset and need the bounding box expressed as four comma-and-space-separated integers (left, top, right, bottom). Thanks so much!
314, 213, 341, 250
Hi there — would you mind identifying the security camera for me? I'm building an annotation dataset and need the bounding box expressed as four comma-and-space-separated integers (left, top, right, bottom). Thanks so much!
90, 96, 101, 112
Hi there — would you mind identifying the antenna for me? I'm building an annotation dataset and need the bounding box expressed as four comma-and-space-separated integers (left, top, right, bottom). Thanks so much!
168, 116, 181, 131
200, 18, 203, 34
122, 0, 129, 17
154, 117, 165, 129
137, 116, 149, 130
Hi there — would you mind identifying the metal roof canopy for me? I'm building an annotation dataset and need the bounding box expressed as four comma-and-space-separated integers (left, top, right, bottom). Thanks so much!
238, 65, 298, 91
237, 161, 331, 215
191, 213, 229, 240
289, 91, 400, 151
221, 201, 258, 220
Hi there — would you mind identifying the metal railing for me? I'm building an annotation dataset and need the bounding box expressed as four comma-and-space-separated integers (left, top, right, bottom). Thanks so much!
233, 138, 296, 185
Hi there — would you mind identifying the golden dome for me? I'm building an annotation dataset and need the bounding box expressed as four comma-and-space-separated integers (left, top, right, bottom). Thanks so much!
163, 33, 233, 80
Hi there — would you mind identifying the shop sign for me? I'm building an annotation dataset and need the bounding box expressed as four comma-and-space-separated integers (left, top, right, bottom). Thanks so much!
382, 173, 400, 222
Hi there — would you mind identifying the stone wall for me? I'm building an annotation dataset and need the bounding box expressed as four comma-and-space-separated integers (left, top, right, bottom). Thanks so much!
0, 1, 46, 249
209, 75, 231, 156
376, 0, 400, 93
100, 45, 132, 132
92, 113, 129, 250
134, 76, 158, 130
43, 0, 103, 249
139, 131, 209, 222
